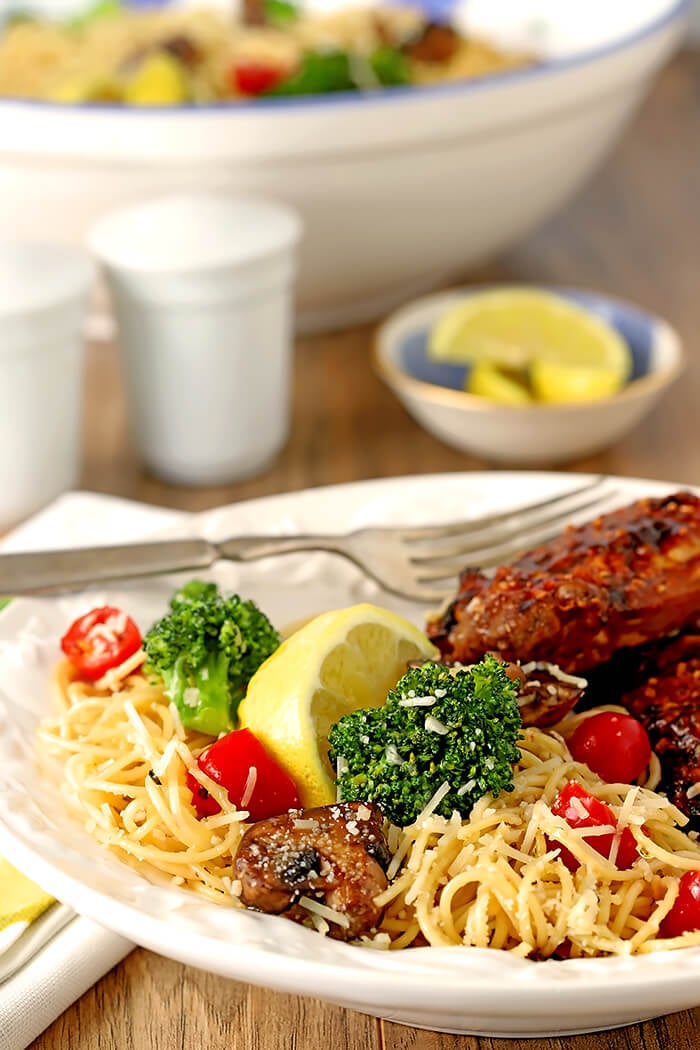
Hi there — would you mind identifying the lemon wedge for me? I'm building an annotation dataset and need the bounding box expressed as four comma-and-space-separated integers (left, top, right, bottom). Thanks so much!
530, 359, 625, 403
467, 361, 533, 404
0, 858, 54, 929
429, 289, 632, 395
237, 603, 438, 808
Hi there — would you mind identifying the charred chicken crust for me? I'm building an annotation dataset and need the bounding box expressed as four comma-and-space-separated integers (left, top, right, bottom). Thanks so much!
427, 491, 700, 673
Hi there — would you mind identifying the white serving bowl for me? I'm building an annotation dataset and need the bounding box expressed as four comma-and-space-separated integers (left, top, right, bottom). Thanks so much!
373, 287, 685, 465
0, 0, 687, 332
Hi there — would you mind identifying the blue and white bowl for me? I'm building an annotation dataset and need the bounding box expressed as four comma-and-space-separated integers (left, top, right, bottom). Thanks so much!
373, 287, 685, 465
0, 0, 688, 332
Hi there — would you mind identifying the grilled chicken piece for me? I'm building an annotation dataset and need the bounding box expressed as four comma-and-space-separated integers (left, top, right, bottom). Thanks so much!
427, 492, 700, 674
234, 802, 391, 940
622, 655, 700, 829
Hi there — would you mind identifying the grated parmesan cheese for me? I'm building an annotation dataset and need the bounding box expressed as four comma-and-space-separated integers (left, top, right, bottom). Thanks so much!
182, 686, 200, 708
424, 715, 449, 735
415, 781, 451, 825
240, 766, 258, 809
399, 695, 437, 707
298, 895, 350, 928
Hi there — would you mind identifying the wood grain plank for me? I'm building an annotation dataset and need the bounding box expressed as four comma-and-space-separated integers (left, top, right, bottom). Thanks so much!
380, 1008, 700, 1050
31, 948, 379, 1050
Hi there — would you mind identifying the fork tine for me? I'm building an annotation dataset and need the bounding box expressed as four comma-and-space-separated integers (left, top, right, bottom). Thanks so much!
408, 489, 610, 569
413, 501, 617, 585
397, 475, 607, 543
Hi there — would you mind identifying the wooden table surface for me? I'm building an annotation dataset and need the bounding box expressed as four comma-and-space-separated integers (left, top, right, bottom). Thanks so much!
29, 48, 700, 1050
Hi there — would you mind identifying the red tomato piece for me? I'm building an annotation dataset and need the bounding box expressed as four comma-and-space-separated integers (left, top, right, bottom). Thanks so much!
187, 727, 301, 822
567, 712, 652, 784
660, 870, 700, 938
550, 780, 638, 871
61, 606, 142, 681
229, 61, 286, 96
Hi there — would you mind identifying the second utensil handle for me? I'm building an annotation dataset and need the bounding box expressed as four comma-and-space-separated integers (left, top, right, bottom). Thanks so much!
0, 538, 216, 595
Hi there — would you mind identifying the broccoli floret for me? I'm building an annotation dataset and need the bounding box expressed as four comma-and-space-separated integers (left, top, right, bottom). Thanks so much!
143, 580, 281, 736
327, 655, 522, 827
169, 578, 219, 610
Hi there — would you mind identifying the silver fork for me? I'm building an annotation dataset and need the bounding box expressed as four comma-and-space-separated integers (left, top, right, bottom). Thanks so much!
0, 477, 614, 603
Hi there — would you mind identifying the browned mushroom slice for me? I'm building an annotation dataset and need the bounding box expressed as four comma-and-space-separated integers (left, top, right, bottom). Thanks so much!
403, 23, 461, 63
242, 0, 268, 26
234, 801, 391, 940
506, 660, 587, 727
161, 35, 201, 67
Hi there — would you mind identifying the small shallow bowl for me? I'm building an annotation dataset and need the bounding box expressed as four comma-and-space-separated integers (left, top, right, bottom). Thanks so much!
373, 287, 685, 465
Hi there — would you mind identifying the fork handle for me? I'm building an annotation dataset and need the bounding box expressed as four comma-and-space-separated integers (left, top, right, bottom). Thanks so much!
0, 538, 216, 596
218, 534, 347, 561
0, 534, 350, 596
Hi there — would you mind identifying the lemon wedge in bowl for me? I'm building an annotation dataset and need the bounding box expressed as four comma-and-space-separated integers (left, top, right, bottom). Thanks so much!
429, 288, 632, 401
467, 361, 533, 404
529, 359, 626, 403
237, 603, 438, 808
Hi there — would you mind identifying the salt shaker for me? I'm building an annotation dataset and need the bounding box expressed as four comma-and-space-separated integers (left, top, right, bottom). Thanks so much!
89, 192, 302, 487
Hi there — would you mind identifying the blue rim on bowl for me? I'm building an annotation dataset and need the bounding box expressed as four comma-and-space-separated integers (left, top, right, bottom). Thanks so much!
0, 0, 688, 114
373, 286, 686, 415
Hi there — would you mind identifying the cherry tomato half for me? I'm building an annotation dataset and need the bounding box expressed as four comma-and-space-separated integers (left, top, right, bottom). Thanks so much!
229, 60, 287, 96
567, 712, 652, 784
660, 870, 700, 938
187, 727, 301, 822
550, 780, 638, 871
61, 606, 142, 681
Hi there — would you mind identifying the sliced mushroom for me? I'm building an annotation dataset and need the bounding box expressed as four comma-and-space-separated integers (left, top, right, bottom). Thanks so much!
234, 801, 391, 940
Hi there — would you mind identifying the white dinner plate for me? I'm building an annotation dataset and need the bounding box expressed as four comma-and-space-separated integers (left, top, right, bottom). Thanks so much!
0, 471, 699, 1037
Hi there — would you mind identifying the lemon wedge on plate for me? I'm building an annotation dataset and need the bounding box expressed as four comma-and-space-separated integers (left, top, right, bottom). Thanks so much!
238, 603, 438, 807
429, 288, 632, 401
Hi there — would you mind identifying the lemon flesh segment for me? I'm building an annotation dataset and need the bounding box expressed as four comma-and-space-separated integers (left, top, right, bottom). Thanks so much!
531, 360, 625, 403
0, 858, 54, 929
237, 603, 438, 808
429, 289, 632, 383
467, 361, 533, 404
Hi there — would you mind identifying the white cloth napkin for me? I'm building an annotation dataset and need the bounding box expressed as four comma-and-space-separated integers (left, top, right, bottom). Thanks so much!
0, 917, 132, 1050
0, 491, 188, 1050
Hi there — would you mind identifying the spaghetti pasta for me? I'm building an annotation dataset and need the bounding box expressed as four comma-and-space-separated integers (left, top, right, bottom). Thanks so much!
373, 727, 700, 957
37, 657, 700, 957
39, 657, 248, 907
